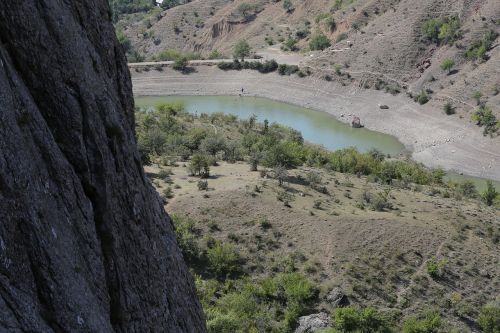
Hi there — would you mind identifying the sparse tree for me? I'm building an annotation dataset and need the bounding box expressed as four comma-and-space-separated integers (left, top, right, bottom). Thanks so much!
233, 40, 251, 61
273, 165, 288, 186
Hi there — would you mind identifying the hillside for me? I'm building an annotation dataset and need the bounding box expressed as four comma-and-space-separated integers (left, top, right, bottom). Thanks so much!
136, 101, 500, 332
120, 0, 499, 117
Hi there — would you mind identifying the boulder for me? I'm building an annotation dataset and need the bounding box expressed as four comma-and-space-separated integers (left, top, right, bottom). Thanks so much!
295, 313, 331, 333
326, 287, 349, 308
351, 116, 363, 128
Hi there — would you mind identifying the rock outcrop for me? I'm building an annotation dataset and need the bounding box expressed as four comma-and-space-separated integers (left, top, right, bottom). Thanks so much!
294, 313, 331, 333
0, 1, 205, 332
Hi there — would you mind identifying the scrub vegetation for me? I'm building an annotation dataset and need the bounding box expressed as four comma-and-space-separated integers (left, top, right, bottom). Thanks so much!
139, 102, 500, 332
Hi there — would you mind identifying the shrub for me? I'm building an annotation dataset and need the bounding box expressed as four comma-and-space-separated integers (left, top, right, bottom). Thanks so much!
426, 257, 446, 278
278, 64, 300, 75
466, 30, 498, 62
402, 311, 442, 333
283, 0, 293, 12
473, 91, 482, 105
334, 307, 390, 332
162, 186, 174, 199
197, 180, 208, 191
309, 34, 331, 50
440, 58, 455, 73
325, 17, 336, 31
263, 140, 305, 168
306, 171, 323, 189
207, 242, 240, 277
481, 181, 498, 206
208, 49, 222, 59
478, 304, 500, 333
173, 56, 188, 71
171, 215, 200, 263
273, 165, 288, 186
443, 102, 455, 115
415, 90, 429, 104
472, 105, 498, 136
458, 180, 477, 198
277, 190, 294, 206
422, 17, 460, 45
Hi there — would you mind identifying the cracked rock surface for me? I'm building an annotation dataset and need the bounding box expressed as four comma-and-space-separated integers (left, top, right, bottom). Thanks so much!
0, 1, 205, 331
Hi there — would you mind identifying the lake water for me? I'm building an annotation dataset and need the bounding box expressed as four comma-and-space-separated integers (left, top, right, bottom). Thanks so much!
135, 95, 405, 156
135, 95, 499, 191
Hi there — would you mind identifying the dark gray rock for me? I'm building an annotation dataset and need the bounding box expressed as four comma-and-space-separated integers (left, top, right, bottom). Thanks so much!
0, 1, 205, 332
326, 287, 349, 308
295, 312, 331, 333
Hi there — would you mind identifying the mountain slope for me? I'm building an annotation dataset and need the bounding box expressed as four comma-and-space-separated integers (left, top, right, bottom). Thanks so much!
123, 0, 499, 117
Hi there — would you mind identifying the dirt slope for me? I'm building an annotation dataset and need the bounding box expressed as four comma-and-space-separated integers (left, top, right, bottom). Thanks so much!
124, 0, 499, 117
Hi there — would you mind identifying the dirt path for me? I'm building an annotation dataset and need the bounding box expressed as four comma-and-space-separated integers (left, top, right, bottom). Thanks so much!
131, 66, 500, 182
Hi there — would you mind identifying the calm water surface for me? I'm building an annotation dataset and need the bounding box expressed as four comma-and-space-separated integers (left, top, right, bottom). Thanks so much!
135, 95, 405, 156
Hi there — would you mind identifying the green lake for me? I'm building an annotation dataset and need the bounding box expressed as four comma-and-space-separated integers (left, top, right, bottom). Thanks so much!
135, 95, 405, 155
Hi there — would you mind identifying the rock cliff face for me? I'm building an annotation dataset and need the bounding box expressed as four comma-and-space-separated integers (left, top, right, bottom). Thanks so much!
0, 1, 205, 332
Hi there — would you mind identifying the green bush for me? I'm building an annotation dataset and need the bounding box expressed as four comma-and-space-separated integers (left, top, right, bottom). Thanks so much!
171, 215, 200, 263
309, 34, 331, 50
481, 181, 498, 206
207, 242, 241, 276
443, 102, 455, 115
173, 57, 188, 71
422, 17, 461, 45
472, 105, 498, 136
414, 90, 430, 104
402, 311, 442, 333
333, 307, 391, 332
440, 58, 455, 73
426, 257, 447, 278
478, 304, 500, 333
466, 30, 498, 62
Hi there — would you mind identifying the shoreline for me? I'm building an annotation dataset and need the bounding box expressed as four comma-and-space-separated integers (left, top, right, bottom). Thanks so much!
131, 66, 500, 182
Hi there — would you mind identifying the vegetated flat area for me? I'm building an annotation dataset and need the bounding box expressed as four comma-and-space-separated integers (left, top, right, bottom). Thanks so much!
139, 103, 500, 332
131, 66, 500, 182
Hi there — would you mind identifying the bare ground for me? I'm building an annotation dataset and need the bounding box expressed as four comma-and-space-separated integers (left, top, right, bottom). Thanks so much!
132, 66, 500, 181
146, 161, 500, 331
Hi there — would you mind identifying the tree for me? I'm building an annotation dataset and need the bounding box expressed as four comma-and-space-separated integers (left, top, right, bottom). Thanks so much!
440, 58, 455, 73
188, 154, 210, 178
481, 181, 498, 206
233, 40, 251, 61
200, 135, 226, 157
283, 0, 293, 12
